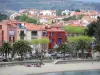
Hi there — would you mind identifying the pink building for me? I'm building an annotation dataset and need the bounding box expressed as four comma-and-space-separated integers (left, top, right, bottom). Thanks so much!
0, 20, 18, 46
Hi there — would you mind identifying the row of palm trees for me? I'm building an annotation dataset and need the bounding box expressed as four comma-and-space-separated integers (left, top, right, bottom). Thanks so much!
0, 40, 32, 61
0, 38, 50, 61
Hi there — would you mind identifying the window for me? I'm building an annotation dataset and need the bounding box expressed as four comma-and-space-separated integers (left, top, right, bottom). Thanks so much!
0, 25, 2, 29
50, 39, 54, 43
9, 36, 11, 42
42, 32, 46, 36
58, 32, 61, 37
31, 31, 37, 36
57, 38, 61, 45
2, 30, 4, 36
13, 37, 15, 42
20, 31, 25, 36
50, 32, 54, 36
9, 30, 15, 36
2, 37, 4, 42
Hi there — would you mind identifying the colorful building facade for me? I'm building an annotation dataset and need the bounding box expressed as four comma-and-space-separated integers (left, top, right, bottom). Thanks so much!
42, 26, 67, 50
0, 20, 18, 46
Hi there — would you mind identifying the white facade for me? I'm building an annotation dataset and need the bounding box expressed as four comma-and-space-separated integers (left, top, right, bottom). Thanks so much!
40, 10, 56, 16
62, 10, 70, 16
39, 18, 48, 24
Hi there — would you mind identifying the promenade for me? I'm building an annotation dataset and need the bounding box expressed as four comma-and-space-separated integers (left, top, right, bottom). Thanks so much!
0, 60, 100, 75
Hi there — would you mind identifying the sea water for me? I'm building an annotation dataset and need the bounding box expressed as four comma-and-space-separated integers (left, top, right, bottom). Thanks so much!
36, 70, 100, 75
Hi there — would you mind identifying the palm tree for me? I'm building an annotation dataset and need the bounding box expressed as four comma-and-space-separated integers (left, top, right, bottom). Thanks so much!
0, 42, 12, 60
12, 40, 32, 61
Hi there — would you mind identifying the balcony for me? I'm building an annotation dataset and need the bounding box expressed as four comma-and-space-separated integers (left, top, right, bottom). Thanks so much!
19, 31, 25, 36
19, 33, 25, 36
31, 35, 38, 39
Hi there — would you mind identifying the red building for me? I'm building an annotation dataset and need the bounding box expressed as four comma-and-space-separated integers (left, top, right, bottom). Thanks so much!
42, 26, 67, 49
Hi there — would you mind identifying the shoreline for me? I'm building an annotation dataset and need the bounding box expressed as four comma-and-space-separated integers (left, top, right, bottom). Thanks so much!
0, 62, 100, 75
33, 69, 100, 75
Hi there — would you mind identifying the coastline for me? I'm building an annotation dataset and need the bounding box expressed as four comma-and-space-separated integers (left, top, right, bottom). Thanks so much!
0, 62, 100, 75
34, 69, 100, 75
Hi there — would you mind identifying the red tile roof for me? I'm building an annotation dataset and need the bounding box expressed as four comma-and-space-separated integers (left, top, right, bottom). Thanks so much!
24, 23, 42, 31
71, 12, 83, 16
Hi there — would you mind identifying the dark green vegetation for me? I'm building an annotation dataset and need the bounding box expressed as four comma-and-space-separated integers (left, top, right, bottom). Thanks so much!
64, 26, 85, 34
0, 38, 50, 61
63, 15, 84, 21
0, 13, 7, 21
0, 42, 12, 59
12, 40, 32, 61
17, 14, 38, 24
68, 36, 92, 58
86, 16, 100, 53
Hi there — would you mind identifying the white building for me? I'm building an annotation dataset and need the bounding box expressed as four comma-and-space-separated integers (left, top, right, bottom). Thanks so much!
17, 22, 45, 52
62, 10, 70, 16
40, 10, 56, 16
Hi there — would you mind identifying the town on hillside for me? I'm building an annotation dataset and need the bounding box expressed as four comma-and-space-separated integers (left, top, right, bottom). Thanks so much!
0, 8, 100, 61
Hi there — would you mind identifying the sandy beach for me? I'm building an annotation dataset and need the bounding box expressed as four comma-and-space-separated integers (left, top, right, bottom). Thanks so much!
0, 62, 100, 75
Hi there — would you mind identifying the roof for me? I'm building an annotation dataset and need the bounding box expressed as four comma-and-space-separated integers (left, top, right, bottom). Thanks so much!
1, 20, 18, 27
47, 27, 65, 32
24, 23, 42, 31
71, 12, 83, 16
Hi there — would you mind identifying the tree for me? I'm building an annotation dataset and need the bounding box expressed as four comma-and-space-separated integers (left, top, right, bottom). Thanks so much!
19, 14, 38, 24
86, 17, 100, 56
56, 9, 62, 16
62, 16, 76, 21
0, 13, 7, 21
68, 36, 92, 58
0, 42, 12, 59
31, 38, 50, 52
77, 14, 84, 20
19, 14, 28, 22
26, 17, 37, 24
56, 42, 70, 60
75, 9, 80, 12
86, 17, 100, 45
64, 26, 86, 36
12, 40, 32, 61
31, 38, 49, 65
62, 13, 66, 16
15, 16, 20, 20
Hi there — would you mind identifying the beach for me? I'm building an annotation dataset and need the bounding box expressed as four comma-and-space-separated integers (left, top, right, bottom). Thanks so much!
0, 62, 100, 75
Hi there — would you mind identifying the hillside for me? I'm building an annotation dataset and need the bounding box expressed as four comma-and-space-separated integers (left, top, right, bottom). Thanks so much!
0, 0, 100, 11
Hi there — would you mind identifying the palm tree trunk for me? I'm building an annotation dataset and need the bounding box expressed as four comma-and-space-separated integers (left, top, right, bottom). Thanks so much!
5, 50, 8, 59
20, 54, 23, 61
5, 53, 7, 59
82, 49, 84, 59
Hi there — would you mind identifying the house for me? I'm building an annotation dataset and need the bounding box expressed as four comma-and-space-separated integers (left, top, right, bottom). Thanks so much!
62, 10, 70, 16
0, 20, 18, 46
17, 22, 42, 40
84, 10, 98, 18
40, 10, 56, 16
17, 22, 43, 52
0, 28, 2, 46
42, 26, 67, 50
39, 15, 56, 24
70, 12, 83, 16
